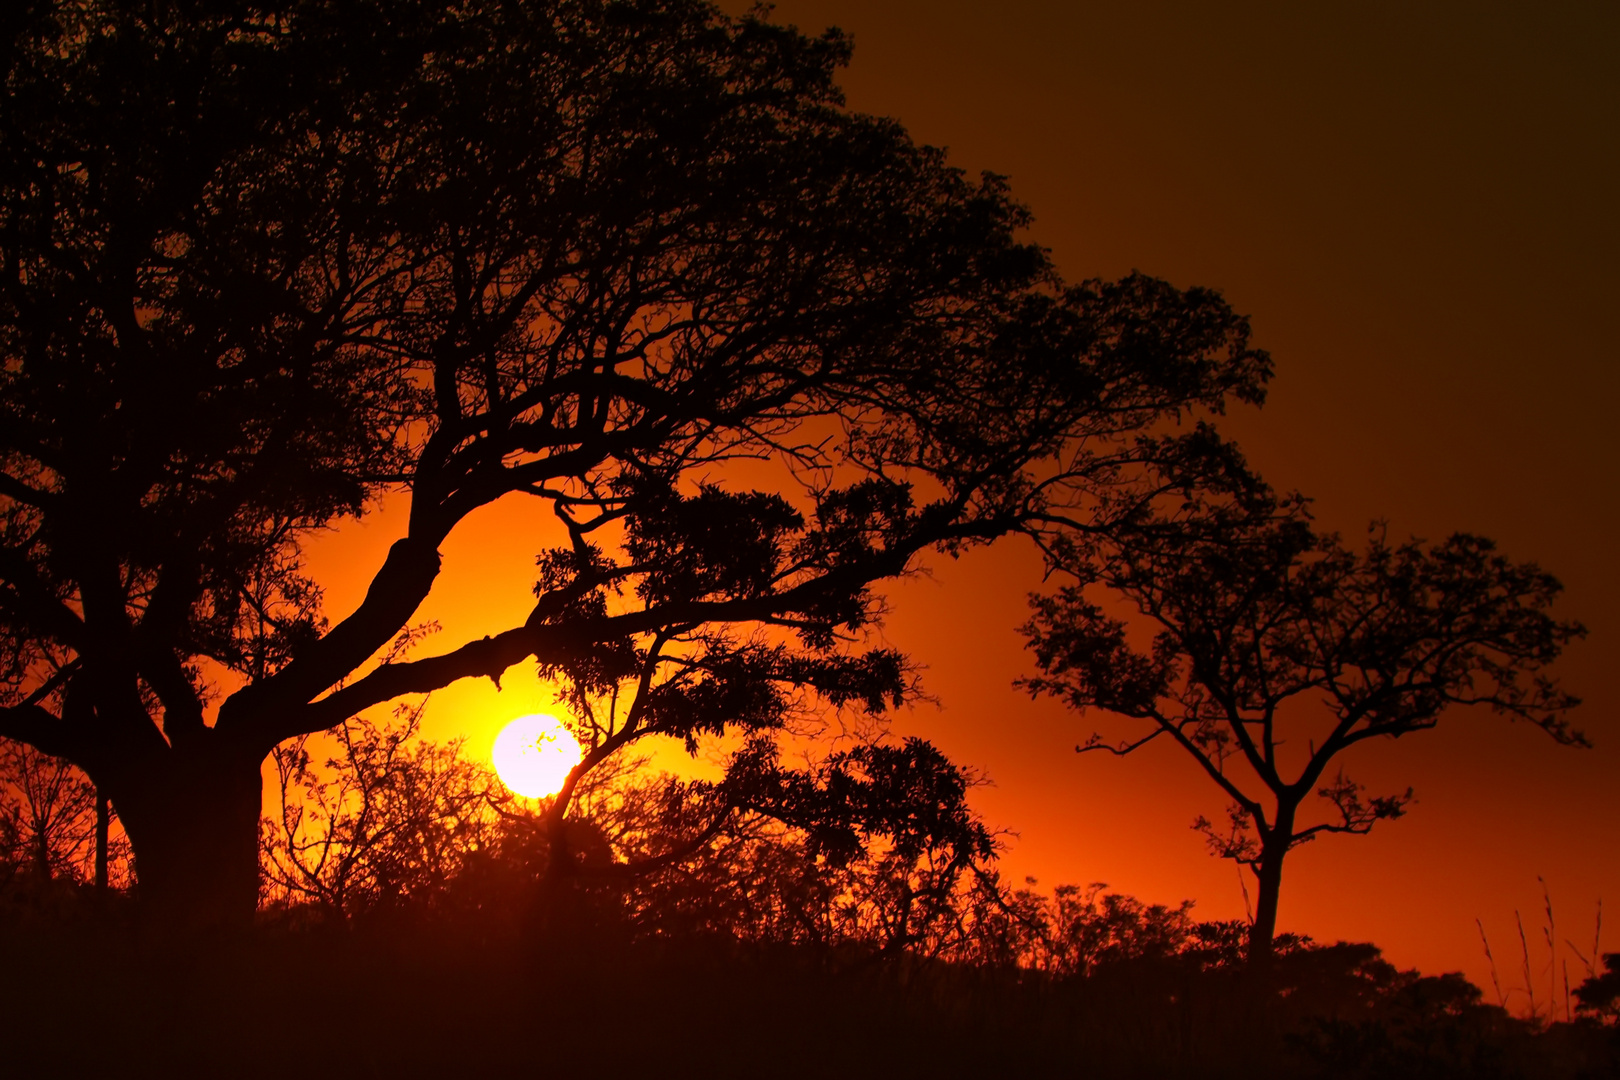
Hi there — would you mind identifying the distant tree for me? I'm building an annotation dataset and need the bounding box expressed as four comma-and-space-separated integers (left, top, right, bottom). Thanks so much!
505, 601, 1008, 954
260, 699, 500, 919
1020, 883, 1199, 980
262, 685, 999, 958
0, 739, 93, 884
1021, 489, 1584, 959
0, 737, 131, 890
0, 0, 1268, 927
544, 744, 998, 959
1574, 954, 1620, 1026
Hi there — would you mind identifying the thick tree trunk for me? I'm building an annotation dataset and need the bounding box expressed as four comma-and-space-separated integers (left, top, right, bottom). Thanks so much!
1248, 850, 1286, 960
1247, 805, 1296, 963
110, 746, 264, 930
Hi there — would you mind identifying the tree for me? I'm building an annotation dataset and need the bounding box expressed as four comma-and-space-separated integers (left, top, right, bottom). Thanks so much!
0, 0, 1269, 927
0, 737, 130, 890
1020, 489, 1584, 959
1574, 954, 1620, 1026
261, 700, 500, 920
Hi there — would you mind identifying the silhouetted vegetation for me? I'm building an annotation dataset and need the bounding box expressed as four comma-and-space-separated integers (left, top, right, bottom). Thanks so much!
1575, 954, 1620, 1026
260, 706, 1000, 957
3, 717, 1616, 1076
0, 1, 1602, 1076
1022, 478, 1585, 959
0, 737, 132, 911
0, 0, 1266, 930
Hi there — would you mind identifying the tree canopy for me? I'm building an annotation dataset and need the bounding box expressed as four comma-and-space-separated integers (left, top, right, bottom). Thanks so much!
0, 0, 1268, 925
1022, 482, 1585, 957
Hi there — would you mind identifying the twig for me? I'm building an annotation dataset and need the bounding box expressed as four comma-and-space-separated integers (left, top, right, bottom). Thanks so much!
1477, 917, 1506, 1010
1594, 899, 1604, 980
1563, 958, 1572, 1025
1517, 910, 1539, 1023
1542, 877, 1557, 1021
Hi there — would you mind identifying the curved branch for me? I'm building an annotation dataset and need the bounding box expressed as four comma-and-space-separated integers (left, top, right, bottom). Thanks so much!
220, 536, 442, 730
1076, 725, 1167, 756
570, 807, 734, 881
0, 702, 73, 758
1154, 711, 1269, 824
0, 550, 86, 648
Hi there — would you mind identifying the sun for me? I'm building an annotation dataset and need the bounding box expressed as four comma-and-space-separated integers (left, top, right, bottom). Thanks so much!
491, 714, 583, 798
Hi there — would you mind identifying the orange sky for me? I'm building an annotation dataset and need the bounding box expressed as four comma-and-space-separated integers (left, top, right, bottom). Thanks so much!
306, 1, 1617, 1000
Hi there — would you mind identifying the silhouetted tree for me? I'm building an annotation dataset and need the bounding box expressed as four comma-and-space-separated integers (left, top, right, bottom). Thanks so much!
261, 698, 500, 919
528, 747, 999, 959
487, 585, 1013, 952
260, 687, 1000, 957
1021, 489, 1584, 959
1574, 954, 1620, 1026
0, 737, 130, 890
0, 0, 1269, 926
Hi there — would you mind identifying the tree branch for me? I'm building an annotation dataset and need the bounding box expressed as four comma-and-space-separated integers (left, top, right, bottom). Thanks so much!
220, 536, 442, 729
570, 807, 735, 881
0, 702, 73, 758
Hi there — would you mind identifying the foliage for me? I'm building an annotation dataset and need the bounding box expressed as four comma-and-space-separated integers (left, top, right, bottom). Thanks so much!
1573, 953, 1620, 1026
262, 710, 1001, 960
261, 702, 499, 918
998, 880, 1199, 977
0, 0, 1269, 923
1021, 482, 1584, 955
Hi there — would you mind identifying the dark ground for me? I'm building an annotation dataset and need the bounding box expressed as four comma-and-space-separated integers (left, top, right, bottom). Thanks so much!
2, 900, 1615, 1080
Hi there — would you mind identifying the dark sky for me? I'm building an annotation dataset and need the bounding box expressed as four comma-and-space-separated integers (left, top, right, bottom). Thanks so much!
722, 0, 1619, 989
309, 1, 1616, 993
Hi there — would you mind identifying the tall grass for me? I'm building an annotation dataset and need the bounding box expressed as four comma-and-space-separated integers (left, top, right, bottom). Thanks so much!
1476, 878, 1602, 1026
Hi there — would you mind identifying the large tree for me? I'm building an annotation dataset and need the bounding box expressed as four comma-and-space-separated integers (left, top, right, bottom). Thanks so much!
1021, 487, 1585, 959
0, 0, 1269, 927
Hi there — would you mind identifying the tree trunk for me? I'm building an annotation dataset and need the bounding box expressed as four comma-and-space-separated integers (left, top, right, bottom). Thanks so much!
110, 746, 264, 931
94, 789, 109, 891
1248, 804, 1296, 963
30, 825, 51, 880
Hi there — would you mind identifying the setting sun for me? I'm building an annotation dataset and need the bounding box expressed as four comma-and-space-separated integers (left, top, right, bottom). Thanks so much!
491, 714, 583, 798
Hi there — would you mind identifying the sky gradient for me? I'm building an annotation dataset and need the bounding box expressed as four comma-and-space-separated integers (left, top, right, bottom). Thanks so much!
304, 0, 1618, 998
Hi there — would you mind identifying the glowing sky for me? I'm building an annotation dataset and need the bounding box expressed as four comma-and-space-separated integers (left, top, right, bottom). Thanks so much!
304, 1, 1617, 997
741, 0, 1619, 993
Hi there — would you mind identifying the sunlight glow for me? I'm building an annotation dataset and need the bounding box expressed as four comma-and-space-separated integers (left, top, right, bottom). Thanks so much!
491, 714, 583, 798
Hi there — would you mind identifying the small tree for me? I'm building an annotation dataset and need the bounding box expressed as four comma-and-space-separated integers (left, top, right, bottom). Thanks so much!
1574, 954, 1620, 1026
1021, 492, 1584, 959
261, 701, 500, 919
0, 737, 130, 890
584, 762, 997, 960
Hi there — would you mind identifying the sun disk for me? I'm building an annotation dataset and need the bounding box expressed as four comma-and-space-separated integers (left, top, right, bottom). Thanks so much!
492, 714, 582, 798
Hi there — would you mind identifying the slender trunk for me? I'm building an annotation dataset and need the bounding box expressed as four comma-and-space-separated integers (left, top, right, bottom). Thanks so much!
94, 789, 109, 891
111, 745, 264, 931
1248, 803, 1296, 963
543, 809, 571, 885
30, 827, 51, 880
